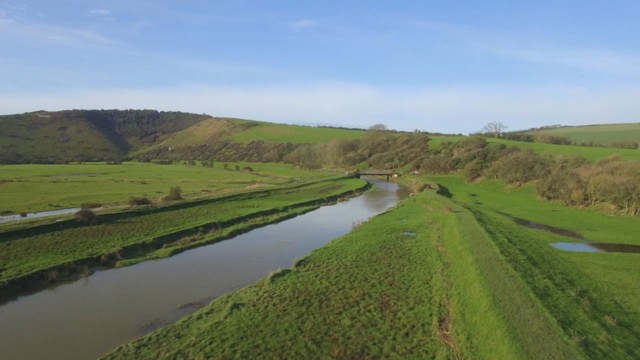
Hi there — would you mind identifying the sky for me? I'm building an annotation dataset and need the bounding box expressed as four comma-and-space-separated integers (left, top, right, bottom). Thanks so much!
1, 1, 640, 134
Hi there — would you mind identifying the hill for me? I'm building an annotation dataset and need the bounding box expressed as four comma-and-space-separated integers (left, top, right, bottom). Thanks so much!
0, 110, 366, 164
524, 123, 640, 148
0, 110, 209, 163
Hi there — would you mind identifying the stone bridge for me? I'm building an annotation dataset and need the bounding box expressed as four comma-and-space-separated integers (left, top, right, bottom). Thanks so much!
352, 169, 398, 181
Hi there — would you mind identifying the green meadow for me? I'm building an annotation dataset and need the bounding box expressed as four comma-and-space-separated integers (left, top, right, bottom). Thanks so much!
231, 122, 366, 143
0, 162, 332, 214
528, 123, 640, 145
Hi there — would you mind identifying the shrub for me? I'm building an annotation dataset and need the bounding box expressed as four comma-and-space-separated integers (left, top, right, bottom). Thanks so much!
81, 202, 102, 209
128, 197, 152, 206
164, 187, 183, 201
75, 209, 98, 225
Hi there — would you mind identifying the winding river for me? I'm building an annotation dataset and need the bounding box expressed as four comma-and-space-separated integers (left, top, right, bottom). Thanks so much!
0, 179, 402, 360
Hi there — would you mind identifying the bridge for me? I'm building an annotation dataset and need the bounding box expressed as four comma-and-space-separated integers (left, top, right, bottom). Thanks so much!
352, 169, 398, 181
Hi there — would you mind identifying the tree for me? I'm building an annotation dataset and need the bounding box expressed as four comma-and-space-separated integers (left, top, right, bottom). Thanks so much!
481, 122, 508, 138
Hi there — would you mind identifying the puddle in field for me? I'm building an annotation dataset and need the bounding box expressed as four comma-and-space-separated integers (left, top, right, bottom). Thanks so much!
551, 242, 640, 254
500, 212, 639, 254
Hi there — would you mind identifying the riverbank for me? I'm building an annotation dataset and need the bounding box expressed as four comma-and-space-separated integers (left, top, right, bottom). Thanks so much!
104, 175, 640, 359
0, 177, 368, 303
101, 187, 536, 358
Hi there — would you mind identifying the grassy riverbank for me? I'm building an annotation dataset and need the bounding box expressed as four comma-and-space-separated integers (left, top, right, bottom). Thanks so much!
0, 176, 367, 302
428, 175, 640, 359
104, 175, 640, 359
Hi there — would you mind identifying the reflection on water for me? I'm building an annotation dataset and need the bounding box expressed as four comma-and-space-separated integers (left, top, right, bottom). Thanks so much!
0, 180, 402, 360
552, 242, 640, 254
551, 242, 600, 253
501, 212, 640, 255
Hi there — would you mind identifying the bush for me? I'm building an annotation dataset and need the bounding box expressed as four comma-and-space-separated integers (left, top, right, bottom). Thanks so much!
128, 197, 152, 206
164, 187, 183, 201
81, 202, 102, 209
75, 209, 98, 225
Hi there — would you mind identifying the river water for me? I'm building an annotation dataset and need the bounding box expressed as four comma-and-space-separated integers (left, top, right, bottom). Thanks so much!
0, 179, 401, 360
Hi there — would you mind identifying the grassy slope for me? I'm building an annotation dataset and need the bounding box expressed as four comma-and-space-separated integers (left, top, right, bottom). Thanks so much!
231, 122, 365, 143
528, 123, 640, 145
0, 162, 331, 214
104, 188, 584, 360
0, 113, 126, 162
428, 175, 640, 359
0, 177, 366, 289
429, 136, 640, 161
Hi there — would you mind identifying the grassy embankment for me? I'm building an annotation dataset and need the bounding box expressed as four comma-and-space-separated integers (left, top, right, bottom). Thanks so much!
427, 175, 640, 359
429, 136, 640, 161
0, 162, 330, 215
0, 169, 367, 302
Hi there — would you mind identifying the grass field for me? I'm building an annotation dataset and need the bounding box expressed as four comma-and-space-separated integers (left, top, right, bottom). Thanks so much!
231, 122, 365, 144
528, 123, 640, 145
429, 136, 640, 161
0, 162, 333, 214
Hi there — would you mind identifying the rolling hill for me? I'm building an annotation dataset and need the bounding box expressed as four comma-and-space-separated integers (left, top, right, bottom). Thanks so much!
0, 110, 365, 164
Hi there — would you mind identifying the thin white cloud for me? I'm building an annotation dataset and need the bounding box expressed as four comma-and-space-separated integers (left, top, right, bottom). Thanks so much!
88, 9, 110, 16
2, 83, 640, 134
499, 48, 640, 78
290, 19, 318, 31
0, 18, 116, 47
415, 20, 640, 78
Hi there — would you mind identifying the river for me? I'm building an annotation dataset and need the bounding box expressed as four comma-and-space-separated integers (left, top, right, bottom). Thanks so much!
0, 179, 402, 360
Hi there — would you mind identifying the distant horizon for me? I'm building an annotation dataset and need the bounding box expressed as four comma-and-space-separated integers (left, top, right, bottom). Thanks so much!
4, 107, 639, 135
2, 1, 640, 134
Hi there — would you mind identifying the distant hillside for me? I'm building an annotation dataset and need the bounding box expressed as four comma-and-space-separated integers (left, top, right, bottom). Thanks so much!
524, 123, 640, 148
0, 110, 209, 163
0, 110, 366, 164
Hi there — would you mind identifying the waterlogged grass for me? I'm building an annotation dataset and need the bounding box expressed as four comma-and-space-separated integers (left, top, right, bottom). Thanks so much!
104, 189, 584, 359
427, 175, 640, 358
0, 162, 332, 214
0, 177, 366, 290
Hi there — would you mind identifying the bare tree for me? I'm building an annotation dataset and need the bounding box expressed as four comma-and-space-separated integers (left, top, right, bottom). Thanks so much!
481, 122, 508, 138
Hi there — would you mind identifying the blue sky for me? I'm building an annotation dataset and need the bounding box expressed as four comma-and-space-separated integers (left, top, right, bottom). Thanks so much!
1, 1, 640, 133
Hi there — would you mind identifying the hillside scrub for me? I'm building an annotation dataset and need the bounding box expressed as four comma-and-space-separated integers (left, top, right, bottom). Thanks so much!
420, 137, 640, 215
